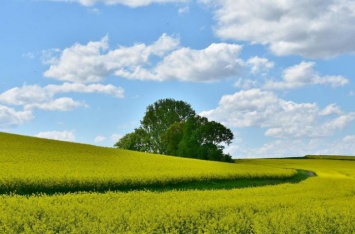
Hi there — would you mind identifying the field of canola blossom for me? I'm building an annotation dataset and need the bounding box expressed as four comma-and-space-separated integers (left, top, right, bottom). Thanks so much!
0, 132, 354, 233
0, 132, 296, 194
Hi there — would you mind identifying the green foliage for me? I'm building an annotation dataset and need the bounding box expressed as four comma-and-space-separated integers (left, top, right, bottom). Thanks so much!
115, 99, 234, 162
161, 122, 184, 156
175, 116, 234, 162
114, 128, 149, 151
140, 98, 196, 153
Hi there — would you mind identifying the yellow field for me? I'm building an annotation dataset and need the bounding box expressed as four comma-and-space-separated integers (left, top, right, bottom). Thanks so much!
0, 132, 295, 194
0, 132, 354, 233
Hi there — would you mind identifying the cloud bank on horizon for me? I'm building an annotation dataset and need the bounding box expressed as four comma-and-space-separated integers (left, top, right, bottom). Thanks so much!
1, 0, 354, 157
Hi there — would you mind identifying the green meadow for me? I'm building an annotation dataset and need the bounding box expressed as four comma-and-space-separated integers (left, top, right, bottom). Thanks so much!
1, 132, 354, 233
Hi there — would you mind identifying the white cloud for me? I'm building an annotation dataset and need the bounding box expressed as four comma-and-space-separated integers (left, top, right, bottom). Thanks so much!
0, 81, 124, 128
320, 104, 343, 116
0, 105, 33, 129
46, 83, 124, 98
117, 43, 243, 82
44, 34, 179, 83
94, 135, 107, 143
178, 6, 189, 14
265, 62, 348, 89
43, 34, 244, 83
44, 36, 110, 83
41, 48, 61, 65
0, 83, 124, 111
247, 56, 274, 75
201, 89, 355, 138
26, 98, 85, 111
36, 130, 76, 142
48, 0, 187, 7
0, 85, 49, 106
22, 52, 35, 59
343, 135, 355, 143
234, 78, 258, 89
321, 115, 355, 132
201, 0, 355, 58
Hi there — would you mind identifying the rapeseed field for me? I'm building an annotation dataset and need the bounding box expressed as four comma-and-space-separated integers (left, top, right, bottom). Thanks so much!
0, 132, 295, 194
0, 132, 354, 233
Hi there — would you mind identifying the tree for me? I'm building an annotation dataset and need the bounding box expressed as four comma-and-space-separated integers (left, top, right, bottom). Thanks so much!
161, 122, 185, 156
115, 99, 234, 162
140, 99, 196, 154
114, 128, 150, 152
175, 116, 234, 162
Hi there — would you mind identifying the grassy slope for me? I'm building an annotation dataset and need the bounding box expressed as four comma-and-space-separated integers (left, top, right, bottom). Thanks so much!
0, 132, 296, 194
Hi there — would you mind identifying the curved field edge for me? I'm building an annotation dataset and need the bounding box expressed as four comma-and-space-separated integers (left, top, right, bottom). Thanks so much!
0, 170, 313, 195
1, 132, 297, 195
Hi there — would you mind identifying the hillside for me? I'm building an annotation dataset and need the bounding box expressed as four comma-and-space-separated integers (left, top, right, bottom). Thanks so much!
1, 132, 355, 233
0, 132, 295, 194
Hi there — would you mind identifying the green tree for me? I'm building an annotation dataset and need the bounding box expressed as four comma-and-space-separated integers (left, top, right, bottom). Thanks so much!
176, 116, 234, 162
161, 122, 185, 156
115, 99, 234, 162
140, 99, 196, 154
114, 128, 150, 152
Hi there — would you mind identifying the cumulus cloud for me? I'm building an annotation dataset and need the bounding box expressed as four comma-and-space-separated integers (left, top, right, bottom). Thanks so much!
43, 34, 244, 83
44, 34, 179, 83
48, 0, 186, 7
247, 56, 274, 75
320, 104, 343, 116
234, 78, 258, 90
26, 98, 85, 111
265, 62, 348, 89
201, 89, 355, 138
118, 43, 244, 82
0, 83, 124, 111
0, 85, 48, 106
0, 105, 33, 129
201, 0, 355, 58
45, 83, 124, 98
36, 130, 76, 142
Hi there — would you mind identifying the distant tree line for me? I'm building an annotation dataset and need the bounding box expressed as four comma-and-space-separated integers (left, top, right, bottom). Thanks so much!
115, 99, 234, 162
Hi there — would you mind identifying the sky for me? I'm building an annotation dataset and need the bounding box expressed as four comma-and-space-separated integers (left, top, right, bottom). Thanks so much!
1, 0, 355, 158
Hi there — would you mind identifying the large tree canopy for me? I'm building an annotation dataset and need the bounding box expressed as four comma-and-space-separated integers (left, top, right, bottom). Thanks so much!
115, 99, 234, 162
140, 99, 196, 154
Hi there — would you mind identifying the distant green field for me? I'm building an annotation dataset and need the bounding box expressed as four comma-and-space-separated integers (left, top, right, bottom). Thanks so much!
0, 132, 354, 233
305, 154, 355, 160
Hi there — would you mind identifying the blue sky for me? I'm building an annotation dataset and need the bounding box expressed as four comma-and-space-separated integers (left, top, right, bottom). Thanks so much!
1, 0, 354, 158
